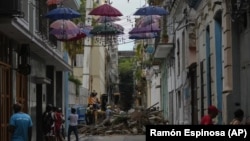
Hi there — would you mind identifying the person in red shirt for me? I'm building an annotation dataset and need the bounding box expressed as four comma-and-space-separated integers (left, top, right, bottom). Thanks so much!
200, 105, 220, 125
54, 107, 64, 141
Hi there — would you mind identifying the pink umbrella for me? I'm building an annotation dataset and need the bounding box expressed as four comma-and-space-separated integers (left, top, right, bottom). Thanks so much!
50, 20, 79, 31
50, 20, 80, 40
89, 3, 123, 17
53, 34, 77, 41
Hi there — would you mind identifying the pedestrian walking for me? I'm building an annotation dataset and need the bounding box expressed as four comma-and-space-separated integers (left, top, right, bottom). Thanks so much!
42, 104, 55, 141
230, 109, 244, 125
54, 107, 64, 141
68, 108, 79, 141
8, 103, 33, 141
200, 105, 220, 125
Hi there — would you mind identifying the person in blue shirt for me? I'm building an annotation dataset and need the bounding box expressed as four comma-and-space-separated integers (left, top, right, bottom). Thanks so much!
100, 105, 113, 126
8, 103, 33, 141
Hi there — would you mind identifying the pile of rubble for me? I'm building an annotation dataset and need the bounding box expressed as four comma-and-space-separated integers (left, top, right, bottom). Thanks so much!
78, 103, 168, 135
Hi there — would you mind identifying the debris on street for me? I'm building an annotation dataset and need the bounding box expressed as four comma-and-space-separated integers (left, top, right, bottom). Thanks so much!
78, 102, 168, 135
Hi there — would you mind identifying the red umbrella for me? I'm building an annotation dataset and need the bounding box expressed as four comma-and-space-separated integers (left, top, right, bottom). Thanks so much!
66, 29, 87, 41
46, 0, 63, 6
89, 3, 123, 17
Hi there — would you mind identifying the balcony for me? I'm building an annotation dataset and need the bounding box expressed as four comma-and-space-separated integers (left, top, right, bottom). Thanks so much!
153, 43, 174, 59
64, 0, 81, 10
0, 0, 22, 17
187, 0, 202, 9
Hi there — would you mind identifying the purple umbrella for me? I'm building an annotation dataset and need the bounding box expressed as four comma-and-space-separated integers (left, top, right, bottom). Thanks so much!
129, 32, 159, 39
134, 6, 168, 16
129, 23, 160, 34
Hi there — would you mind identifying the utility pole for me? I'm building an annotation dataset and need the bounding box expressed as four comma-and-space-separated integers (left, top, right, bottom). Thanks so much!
82, 0, 93, 95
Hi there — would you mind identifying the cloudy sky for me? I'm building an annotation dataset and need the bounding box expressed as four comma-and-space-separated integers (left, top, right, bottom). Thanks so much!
111, 0, 147, 51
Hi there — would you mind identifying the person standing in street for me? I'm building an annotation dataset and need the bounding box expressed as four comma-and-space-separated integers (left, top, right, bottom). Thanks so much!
8, 103, 33, 141
42, 104, 55, 141
68, 108, 79, 141
54, 107, 64, 141
101, 105, 113, 126
200, 105, 220, 125
230, 109, 244, 125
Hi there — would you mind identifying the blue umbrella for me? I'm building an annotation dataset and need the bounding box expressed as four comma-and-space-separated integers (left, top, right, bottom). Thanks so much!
45, 7, 81, 20
134, 6, 168, 16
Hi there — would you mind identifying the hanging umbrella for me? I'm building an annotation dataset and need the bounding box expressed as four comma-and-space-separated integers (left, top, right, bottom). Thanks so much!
78, 25, 93, 37
90, 23, 124, 35
96, 16, 121, 23
50, 20, 80, 40
134, 6, 168, 16
129, 32, 159, 39
136, 15, 161, 27
50, 20, 79, 31
46, 0, 63, 6
52, 34, 78, 41
45, 7, 81, 20
52, 29, 89, 42
69, 30, 87, 40
129, 23, 160, 34
50, 28, 80, 35
89, 3, 123, 17
65, 24, 94, 41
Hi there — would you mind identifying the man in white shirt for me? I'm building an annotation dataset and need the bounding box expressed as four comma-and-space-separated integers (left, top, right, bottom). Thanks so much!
68, 108, 79, 141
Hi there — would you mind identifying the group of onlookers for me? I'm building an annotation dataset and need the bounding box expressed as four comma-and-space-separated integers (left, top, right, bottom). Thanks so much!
7, 102, 79, 141
8, 102, 250, 141
41, 104, 79, 141
200, 105, 250, 125
42, 104, 65, 141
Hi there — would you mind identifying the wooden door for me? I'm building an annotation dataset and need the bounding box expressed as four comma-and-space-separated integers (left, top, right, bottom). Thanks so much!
0, 62, 11, 141
16, 72, 28, 112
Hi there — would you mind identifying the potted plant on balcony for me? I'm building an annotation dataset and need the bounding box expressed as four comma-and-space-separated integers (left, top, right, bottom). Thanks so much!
161, 33, 169, 43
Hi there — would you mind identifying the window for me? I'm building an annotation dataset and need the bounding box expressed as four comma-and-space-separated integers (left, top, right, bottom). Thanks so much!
177, 39, 180, 75
74, 54, 83, 67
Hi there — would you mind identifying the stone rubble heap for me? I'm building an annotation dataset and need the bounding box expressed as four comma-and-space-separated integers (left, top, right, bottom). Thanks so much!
78, 103, 168, 135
